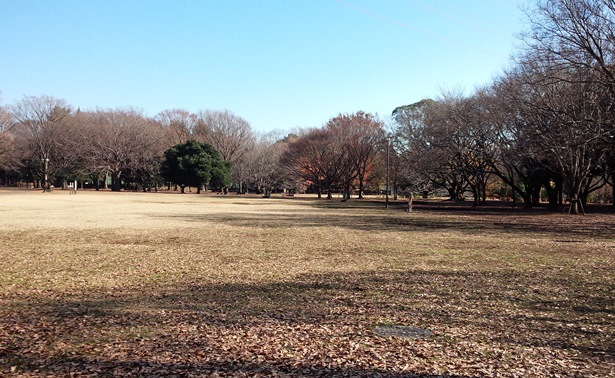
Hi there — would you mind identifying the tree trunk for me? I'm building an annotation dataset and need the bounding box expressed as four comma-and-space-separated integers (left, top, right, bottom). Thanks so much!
545, 184, 560, 211
447, 186, 463, 201
470, 184, 480, 206
393, 182, 398, 201
522, 193, 532, 208
580, 192, 588, 209
531, 186, 541, 207
570, 200, 580, 215
111, 172, 122, 192
358, 176, 364, 199
447, 187, 455, 201
344, 184, 351, 200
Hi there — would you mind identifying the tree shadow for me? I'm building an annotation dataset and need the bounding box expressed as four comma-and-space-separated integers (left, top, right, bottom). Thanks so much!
6, 354, 474, 377
158, 203, 615, 239
2, 269, 613, 375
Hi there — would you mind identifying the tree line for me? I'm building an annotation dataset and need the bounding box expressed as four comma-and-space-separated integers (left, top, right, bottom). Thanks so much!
0, 0, 614, 213
0, 98, 389, 198
0, 102, 267, 194
391, 0, 615, 214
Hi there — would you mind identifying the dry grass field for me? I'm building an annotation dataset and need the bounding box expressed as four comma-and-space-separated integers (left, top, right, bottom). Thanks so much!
0, 189, 613, 377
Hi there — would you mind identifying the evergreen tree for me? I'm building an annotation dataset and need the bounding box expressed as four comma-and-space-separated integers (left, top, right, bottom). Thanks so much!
161, 140, 231, 193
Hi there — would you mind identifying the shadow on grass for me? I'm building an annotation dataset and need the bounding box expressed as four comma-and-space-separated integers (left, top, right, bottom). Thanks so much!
5, 355, 474, 378
1, 269, 613, 375
162, 204, 615, 239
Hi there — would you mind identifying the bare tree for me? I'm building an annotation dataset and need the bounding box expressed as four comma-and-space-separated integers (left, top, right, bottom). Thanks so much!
485, 72, 568, 208
244, 132, 288, 197
193, 110, 255, 191
10, 95, 72, 190
434, 93, 498, 206
63, 111, 105, 189
524, 0, 615, 208
127, 118, 168, 191
156, 109, 196, 146
0, 106, 15, 168
194, 110, 254, 162
0, 105, 13, 134
515, 64, 611, 213
525, 0, 615, 96
0, 106, 22, 184
70, 108, 160, 192
326, 112, 385, 199
393, 99, 468, 201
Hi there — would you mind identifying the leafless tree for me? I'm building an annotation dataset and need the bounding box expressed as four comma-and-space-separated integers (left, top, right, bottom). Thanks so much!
513, 64, 611, 213
393, 99, 468, 201
127, 118, 168, 191
243, 131, 288, 196
63, 111, 102, 189
193, 110, 255, 191
0, 106, 15, 172
0, 105, 13, 134
424, 93, 497, 206
156, 109, 196, 146
70, 108, 162, 191
485, 72, 568, 208
326, 112, 385, 200
524, 0, 615, 209
10, 95, 72, 190
525, 0, 615, 96
0, 98, 18, 181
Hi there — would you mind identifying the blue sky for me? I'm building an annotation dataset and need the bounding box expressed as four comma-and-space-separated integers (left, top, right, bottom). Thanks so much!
1, 0, 529, 133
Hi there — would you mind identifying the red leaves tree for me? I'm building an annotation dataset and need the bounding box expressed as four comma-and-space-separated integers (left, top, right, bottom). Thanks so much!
281, 128, 343, 199
282, 112, 385, 199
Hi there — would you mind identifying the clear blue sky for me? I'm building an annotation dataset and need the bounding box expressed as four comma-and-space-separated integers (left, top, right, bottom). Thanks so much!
1, 0, 530, 133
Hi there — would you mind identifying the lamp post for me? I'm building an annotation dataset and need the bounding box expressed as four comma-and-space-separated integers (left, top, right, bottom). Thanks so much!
386, 137, 390, 208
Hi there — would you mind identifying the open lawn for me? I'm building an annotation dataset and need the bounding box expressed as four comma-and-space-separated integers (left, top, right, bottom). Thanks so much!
0, 189, 613, 377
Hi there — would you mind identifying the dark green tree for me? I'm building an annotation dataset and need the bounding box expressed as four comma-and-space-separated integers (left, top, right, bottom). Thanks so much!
161, 140, 231, 194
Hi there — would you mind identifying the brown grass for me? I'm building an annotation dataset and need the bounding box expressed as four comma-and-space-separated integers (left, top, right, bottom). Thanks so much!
0, 189, 614, 377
